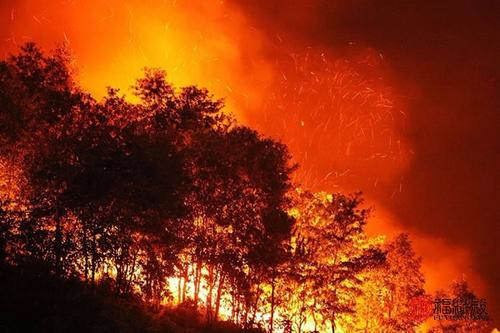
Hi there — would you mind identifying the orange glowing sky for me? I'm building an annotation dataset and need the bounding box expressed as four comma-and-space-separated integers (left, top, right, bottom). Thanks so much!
1, 1, 273, 117
1, 0, 498, 325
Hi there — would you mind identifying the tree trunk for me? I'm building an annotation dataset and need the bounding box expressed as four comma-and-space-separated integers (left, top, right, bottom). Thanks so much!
243, 303, 249, 326
83, 224, 88, 282
177, 277, 182, 304
312, 298, 318, 332
182, 265, 189, 302
234, 296, 241, 324
269, 276, 276, 333
250, 289, 261, 326
126, 248, 139, 293
214, 271, 225, 320
194, 262, 202, 309
231, 290, 237, 322
91, 231, 97, 284
206, 265, 215, 322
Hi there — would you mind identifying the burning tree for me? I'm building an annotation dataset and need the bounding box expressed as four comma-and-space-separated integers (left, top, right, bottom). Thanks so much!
275, 190, 385, 333
0, 42, 296, 320
342, 233, 430, 332
0, 43, 493, 333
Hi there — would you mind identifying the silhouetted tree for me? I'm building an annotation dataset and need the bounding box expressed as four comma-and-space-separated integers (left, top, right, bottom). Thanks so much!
3, 43, 482, 333
183, 125, 295, 322
0, 42, 82, 275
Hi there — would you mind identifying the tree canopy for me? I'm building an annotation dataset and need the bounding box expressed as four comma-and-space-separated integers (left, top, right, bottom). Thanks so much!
0, 43, 492, 333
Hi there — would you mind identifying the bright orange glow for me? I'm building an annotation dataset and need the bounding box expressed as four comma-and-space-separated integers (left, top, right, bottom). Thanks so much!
1, 0, 273, 117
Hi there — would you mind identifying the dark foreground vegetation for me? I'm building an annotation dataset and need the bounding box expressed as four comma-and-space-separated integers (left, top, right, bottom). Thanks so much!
0, 264, 261, 333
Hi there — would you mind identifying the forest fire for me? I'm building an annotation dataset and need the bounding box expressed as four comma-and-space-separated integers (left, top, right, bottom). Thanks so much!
0, 1, 498, 332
